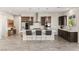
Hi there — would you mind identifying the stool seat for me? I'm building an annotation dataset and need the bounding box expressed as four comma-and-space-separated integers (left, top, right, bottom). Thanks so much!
26, 30, 32, 35
36, 30, 42, 35
45, 30, 52, 35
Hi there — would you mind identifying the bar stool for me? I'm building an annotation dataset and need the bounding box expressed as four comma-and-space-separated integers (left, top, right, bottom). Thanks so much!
36, 30, 42, 40
32, 30, 36, 40
45, 30, 52, 40
42, 30, 46, 40
26, 30, 32, 40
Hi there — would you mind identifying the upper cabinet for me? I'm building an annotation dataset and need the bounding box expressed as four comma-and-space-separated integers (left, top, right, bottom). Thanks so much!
41, 17, 46, 25
59, 16, 67, 26
41, 16, 51, 26
21, 17, 29, 22
48, 16, 51, 23
21, 16, 34, 25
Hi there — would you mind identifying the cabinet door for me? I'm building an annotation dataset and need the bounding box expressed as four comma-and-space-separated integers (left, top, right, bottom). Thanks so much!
59, 16, 67, 25
60, 16, 64, 25
21, 17, 29, 22
29, 17, 33, 25
69, 32, 78, 42
48, 16, 51, 23
64, 16, 67, 25
61, 17, 64, 25
59, 17, 61, 25
41, 17, 46, 25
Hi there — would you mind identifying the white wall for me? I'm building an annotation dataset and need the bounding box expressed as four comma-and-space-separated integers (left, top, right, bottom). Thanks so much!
0, 13, 3, 39
14, 16, 21, 34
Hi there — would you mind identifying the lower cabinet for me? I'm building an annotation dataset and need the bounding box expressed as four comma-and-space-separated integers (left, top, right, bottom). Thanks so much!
58, 29, 78, 42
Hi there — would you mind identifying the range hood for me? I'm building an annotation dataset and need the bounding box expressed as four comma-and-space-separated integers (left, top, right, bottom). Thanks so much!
35, 12, 39, 22
32, 12, 41, 29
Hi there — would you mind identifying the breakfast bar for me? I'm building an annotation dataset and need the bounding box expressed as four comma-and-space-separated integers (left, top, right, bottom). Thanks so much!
22, 29, 55, 40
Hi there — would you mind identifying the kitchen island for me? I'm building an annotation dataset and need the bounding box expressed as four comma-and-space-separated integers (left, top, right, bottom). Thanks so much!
58, 29, 78, 42
22, 29, 55, 40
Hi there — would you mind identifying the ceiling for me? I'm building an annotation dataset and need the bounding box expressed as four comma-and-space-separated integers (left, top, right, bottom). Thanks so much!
0, 7, 71, 15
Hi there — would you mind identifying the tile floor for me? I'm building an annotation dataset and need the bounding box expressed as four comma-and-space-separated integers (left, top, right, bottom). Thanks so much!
0, 35, 79, 51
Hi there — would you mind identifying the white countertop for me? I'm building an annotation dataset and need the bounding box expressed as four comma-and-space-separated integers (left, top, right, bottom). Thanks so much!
59, 29, 77, 32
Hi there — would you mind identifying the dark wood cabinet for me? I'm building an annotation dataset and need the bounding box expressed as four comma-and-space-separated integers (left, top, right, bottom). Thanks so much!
58, 29, 78, 42
41, 17, 46, 25
59, 16, 67, 26
48, 16, 51, 23
21, 16, 34, 25
21, 17, 30, 22
41, 16, 51, 25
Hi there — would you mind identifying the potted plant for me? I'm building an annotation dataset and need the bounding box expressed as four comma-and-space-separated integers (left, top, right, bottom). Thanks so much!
68, 18, 75, 30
